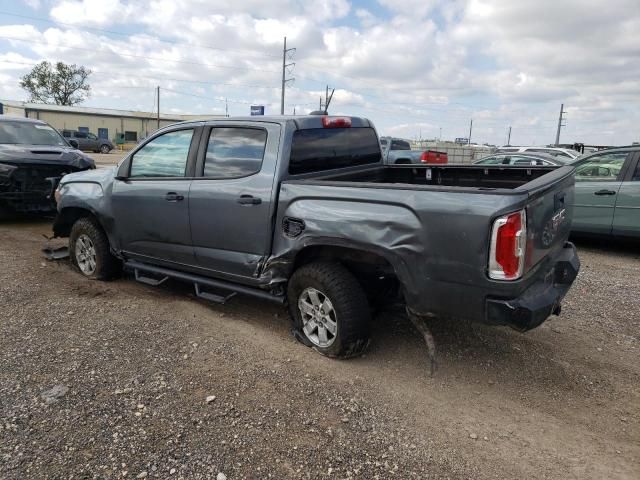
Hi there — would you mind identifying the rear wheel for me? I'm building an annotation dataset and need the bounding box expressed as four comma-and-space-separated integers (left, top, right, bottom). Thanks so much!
288, 261, 370, 358
99, 144, 110, 154
69, 217, 119, 280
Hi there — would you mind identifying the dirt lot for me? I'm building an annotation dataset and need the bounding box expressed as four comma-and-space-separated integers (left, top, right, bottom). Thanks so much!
0, 220, 638, 480
91, 150, 127, 168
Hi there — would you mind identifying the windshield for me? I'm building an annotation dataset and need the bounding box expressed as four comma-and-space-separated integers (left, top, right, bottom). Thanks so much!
0, 121, 67, 146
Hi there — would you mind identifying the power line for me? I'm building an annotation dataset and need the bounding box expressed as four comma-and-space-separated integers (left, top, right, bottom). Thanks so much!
161, 87, 258, 105
0, 36, 281, 73
0, 10, 282, 59
0, 60, 279, 89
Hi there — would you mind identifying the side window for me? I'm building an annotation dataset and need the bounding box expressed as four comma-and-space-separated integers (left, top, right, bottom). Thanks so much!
632, 158, 640, 181
203, 127, 266, 178
129, 129, 194, 178
512, 156, 538, 166
478, 155, 505, 165
88, 133, 97, 140
62, 130, 71, 137
574, 152, 628, 182
75, 131, 87, 139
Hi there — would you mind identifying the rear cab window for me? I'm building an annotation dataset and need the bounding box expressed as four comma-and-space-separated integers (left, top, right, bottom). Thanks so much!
288, 127, 381, 175
391, 139, 411, 150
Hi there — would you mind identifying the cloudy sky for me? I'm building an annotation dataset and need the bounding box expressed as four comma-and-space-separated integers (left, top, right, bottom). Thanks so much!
0, 0, 638, 145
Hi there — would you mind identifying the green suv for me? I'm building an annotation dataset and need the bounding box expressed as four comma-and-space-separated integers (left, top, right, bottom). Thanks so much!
571, 147, 640, 238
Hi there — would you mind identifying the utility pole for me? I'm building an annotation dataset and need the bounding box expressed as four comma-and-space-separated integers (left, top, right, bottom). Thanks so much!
468, 119, 473, 145
280, 37, 295, 115
225, 98, 228, 117
156, 86, 160, 130
324, 85, 335, 113
507, 126, 512, 145
555, 103, 566, 146
439, 127, 442, 142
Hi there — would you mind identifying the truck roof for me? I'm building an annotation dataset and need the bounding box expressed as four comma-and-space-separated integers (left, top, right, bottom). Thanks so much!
177, 115, 374, 130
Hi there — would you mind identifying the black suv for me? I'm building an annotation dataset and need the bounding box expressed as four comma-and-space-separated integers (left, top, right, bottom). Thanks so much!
61, 130, 114, 153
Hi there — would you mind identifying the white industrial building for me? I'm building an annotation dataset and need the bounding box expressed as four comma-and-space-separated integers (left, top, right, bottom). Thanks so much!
0, 99, 223, 144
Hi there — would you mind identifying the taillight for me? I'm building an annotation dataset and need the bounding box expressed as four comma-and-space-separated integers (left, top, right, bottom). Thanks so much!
321, 116, 351, 128
489, 209, 527, 280
420, 151, 448, 164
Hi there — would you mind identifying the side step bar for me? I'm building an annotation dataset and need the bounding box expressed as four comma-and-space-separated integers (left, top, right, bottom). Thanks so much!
125, 260, 285, 305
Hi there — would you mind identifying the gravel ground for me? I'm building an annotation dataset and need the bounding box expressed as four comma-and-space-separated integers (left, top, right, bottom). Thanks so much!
90, 151, 127, 168
0, 221, 638, 479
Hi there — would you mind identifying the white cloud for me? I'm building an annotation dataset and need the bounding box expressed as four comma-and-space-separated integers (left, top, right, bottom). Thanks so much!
0, 0, 636, 144
377, 0, 442, 18
50, 0, 133, 26
21, 0, 42, 9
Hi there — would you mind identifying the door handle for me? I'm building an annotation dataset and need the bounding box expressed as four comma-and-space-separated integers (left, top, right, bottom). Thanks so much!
237, 195, 262, 205
165, 192, 184, 201
594, 189, 616, 196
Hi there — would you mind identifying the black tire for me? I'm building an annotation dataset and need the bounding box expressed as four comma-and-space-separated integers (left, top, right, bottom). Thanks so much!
288, 261, 370, 358
69, 217, 120, 280
99, 144, 110, 154
0, 204, 17, 221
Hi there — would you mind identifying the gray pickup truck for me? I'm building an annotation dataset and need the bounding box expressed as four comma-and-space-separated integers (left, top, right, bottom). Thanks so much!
380, 136, 448, 165
62, 130, 114, 154
52, 115, 579, 358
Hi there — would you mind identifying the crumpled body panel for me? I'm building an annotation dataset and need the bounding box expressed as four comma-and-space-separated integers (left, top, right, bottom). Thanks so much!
0, 144, 95, 213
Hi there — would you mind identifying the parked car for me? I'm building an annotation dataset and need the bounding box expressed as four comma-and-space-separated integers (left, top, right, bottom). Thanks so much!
570, 146, 640, 238
61, 130, 114, 154
474, 152, 564, 166
0, 117, 95, 216
496, 146, 579, 162
53, 115, 579, 358
380, 136, 448, 164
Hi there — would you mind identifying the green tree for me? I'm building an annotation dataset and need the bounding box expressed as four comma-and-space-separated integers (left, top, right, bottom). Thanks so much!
19, 61, 92, 106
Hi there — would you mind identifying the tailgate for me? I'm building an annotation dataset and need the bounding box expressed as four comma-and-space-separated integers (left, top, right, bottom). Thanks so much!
520, 166, 575, 272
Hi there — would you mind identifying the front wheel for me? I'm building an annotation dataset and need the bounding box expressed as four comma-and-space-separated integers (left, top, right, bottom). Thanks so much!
69, 217, 120, 280
288, 261, 370, 358
99, 144, 110, 154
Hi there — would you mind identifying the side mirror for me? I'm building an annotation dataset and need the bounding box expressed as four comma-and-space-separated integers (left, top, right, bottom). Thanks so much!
68, 139, 79, 149
115, 156, 132, 180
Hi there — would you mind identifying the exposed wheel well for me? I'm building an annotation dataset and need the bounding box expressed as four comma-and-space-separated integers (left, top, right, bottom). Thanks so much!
292, 245, 400, 305
53, 207, 97, 238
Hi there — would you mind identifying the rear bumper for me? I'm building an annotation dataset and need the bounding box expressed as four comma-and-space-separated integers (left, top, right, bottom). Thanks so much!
485, 242, 580, 331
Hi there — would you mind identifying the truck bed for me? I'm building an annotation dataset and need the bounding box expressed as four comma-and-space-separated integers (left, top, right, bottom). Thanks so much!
275, 161, 576, 329
296, 164, 570, 192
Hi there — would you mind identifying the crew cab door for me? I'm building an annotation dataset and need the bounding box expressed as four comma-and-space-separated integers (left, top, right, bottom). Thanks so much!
86, 132, 99, 150
612, 152, 640, 237
74, 131, 89, 150
111, 126, 200, 265
188, 122, 280, 280
571, 151, 630, 235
